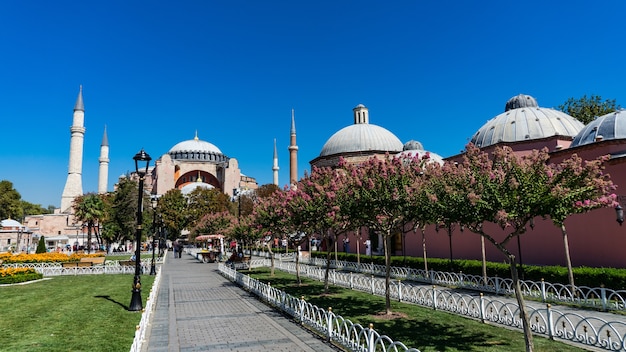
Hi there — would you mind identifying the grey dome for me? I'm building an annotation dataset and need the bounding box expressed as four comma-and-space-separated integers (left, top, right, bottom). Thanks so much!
471, 94, 584, 148
571, 109, 626, 147
319, 105, 403, 157
168, 133, 228, 162
403, 140, 424, 151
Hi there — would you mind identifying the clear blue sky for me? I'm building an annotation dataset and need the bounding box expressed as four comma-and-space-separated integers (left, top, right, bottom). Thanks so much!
2, 1, 626, 208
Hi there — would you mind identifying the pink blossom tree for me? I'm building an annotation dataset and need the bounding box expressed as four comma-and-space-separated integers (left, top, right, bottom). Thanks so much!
251, 190, 291, 276
338, 155, 424, 315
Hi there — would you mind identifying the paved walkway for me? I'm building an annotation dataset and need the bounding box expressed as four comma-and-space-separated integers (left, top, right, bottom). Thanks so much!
142, 253, 341, 352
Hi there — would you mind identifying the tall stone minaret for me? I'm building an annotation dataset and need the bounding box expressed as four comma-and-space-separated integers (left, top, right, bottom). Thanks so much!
288, 109, 298, 187
98, 126, 109, 194
60, 86, 85, 213
272, 138, 279, 186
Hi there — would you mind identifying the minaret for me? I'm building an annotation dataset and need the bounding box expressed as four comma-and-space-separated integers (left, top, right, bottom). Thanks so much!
60, 86, 85, 213
98, 126, 109, 194
272, 138, 279, 186
288, 109, 298, 187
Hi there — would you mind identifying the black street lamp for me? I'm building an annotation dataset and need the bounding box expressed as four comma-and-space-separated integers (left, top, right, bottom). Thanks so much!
616, 204, 624, 226
129, 148, 151, 312
149, 197, 158, 275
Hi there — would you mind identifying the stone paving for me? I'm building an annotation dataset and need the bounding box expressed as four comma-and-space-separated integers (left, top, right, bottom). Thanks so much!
142, 253, 341, 352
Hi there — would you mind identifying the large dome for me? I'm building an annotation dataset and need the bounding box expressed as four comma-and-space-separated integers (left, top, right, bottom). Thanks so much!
319, 105, 403, 157
571, 109, 626, 147
168, 133, 228, 162
470, 94, 584, 148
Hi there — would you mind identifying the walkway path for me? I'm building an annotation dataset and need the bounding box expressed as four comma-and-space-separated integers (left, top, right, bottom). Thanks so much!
142, 253, 341, 352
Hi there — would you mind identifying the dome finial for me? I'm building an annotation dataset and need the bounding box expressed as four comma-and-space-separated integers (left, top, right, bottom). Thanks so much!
194, 130, 199, 141
196, 171, 202, 182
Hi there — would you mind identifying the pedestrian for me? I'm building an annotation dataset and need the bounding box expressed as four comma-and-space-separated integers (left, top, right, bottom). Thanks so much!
343, 237, 349, 253
364, 239, 371, 256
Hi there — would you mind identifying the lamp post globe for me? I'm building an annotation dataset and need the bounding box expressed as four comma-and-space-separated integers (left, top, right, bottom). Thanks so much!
616, 204, 624, 226
129, 149, 151, 312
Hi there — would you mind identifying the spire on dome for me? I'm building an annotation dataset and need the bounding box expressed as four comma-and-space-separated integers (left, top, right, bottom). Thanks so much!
101, 125, 109, 146
74, 85, 84, 111
194, 130, 199, 141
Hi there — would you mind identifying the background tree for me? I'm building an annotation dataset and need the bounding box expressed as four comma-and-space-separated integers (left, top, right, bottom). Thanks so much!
191, 211, 234, 241
158, 189, 188, 241
73, 193, 105, 253
0, 180, 23, 220
102, 177, 137, 245
20, 200, 51, 216
251, 191, 289, 276
186, 188, 231, 229
36, 235, 46, 253
558, 95, 619, 124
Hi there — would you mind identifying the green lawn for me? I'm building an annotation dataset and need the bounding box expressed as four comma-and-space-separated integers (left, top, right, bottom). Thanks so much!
0, 274, 155, 352
246, 268, 588, 352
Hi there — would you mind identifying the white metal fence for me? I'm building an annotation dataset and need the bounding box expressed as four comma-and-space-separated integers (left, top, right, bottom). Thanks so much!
219, 263, 421, 352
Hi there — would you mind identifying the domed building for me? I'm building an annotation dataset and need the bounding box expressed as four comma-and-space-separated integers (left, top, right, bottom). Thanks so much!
310, 104, 404, 168
396, 140, 444, 165
152, 132, 257, 198
470, 94, 584, 154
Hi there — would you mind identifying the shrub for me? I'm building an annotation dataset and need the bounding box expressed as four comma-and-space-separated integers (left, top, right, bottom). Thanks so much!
0, 267, 43, 284
36, 236, 46, 253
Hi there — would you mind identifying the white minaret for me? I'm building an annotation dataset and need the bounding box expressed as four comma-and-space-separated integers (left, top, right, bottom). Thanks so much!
60, 86, 86, 213
98, 126, 109, 194
272, 138, 279, 186
288, 109, 298, 187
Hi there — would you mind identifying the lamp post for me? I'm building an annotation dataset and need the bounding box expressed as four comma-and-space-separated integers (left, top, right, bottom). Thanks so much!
149, 197, 158, 275
129, 148, 151, 312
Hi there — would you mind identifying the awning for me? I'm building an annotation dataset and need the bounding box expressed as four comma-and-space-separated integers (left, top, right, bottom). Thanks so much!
195, 234, 225, 241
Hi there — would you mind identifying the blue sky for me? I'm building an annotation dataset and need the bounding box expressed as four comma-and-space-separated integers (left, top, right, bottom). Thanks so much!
2, 1, 626, 208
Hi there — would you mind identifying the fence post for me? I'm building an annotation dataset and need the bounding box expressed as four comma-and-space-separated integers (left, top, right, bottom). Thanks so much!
601, 284, 607, 311
298, 296, 305, 324
371, 275, 375, 295
398, 280, 402, 302
495, 276, 500, 295
546, 304, 555, 340
350, 272, 354, 290
433, 286, 438, 310
368, 323, 375, 352
479, 293, 485, 323
327, 307, 333, 342
541, 279, 546, 303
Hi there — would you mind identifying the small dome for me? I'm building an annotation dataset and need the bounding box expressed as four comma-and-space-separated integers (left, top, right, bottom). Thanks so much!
471, 94, 584, 148
319, 105, 403, 157
181, 181, 214, 196
571, 109, 626, 147
403, 140, 424, 151
1, 219, 22, 228
320, 124, 403, 156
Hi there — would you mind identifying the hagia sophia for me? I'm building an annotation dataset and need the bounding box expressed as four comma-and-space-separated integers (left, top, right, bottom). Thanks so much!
3, 88, 626, 269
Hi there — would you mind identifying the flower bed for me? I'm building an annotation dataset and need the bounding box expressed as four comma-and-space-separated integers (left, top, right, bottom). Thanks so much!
0, 252, 105, 264
0, 267, 43, 284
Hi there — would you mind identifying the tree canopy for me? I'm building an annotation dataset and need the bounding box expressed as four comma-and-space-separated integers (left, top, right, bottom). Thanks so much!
558, 94, 619, 125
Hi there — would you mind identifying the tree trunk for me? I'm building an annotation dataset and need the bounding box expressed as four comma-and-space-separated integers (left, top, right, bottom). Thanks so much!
421, 228, 428, 273
324, 236, 332, 293
508, 254, 534, 352
266, 242, 275, 277
295, 247, 301, 286
561, 224, 576, 297
481, 236, 487, 286
384, 231, 392, 315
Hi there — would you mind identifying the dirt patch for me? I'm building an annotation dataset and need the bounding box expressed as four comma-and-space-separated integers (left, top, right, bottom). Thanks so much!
371, 311, 409, 320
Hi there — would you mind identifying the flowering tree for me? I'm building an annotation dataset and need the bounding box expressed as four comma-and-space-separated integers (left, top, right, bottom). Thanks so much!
339, 155, 423, 315
544, 154, 617, 295
251, 191, 291, 276
191, 211, 235, 242
288, 166, 354, 290
436, 144, 615, 352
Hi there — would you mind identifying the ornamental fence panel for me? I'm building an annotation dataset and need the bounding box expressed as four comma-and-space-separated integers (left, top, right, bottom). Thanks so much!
263, 258, 626, 351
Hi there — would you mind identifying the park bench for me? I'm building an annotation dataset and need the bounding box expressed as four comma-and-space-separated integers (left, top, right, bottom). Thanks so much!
118, 260, 135, 266
61, 257, 106, 268
231, 256, 251, 270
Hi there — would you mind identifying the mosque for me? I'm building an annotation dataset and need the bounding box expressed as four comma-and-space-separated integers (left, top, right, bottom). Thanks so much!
8, 88, 626, 268
312, 95, 626, 268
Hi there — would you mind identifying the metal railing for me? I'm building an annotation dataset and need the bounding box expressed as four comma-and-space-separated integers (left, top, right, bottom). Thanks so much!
219, 263, 421, 352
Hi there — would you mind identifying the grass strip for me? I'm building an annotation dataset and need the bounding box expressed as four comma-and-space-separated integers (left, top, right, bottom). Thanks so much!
246, 268, 587, 352
0, 274, 155, 352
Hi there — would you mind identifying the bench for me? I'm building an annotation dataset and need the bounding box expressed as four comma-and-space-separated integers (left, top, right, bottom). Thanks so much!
231, 256, 251, 270
119, 260, 136, 266
80, 257, 106, 265
61, 261, 94, 268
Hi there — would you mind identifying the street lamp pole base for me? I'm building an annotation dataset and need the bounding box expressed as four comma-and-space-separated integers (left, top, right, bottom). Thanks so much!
129, 275, 143, 311
149, 261, 156, 275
